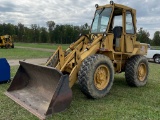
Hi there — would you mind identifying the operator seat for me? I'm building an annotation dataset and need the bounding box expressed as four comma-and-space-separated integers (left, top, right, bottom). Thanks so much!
113, 26, 122, 43
113, 26, 122, 49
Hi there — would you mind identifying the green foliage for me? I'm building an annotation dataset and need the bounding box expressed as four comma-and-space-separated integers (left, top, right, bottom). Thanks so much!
152, 31, 160, 46
0, 22, 90, 44
137, 28, 151, 44
47, 21, 55, 32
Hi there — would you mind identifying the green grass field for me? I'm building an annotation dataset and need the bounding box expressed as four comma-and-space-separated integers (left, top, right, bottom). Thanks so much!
0, 63, 160, 120
0, 48, 53, 59
16, 43, 69, 50
1, 43, 68, 59
0, 43, 160, 120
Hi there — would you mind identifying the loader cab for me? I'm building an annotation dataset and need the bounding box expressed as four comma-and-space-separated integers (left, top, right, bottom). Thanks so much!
91, 2, 137, 53
109, 5, 136, 53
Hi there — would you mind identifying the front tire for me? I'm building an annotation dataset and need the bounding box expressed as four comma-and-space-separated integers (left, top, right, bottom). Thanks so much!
125, 55, 149, 87
46, 53, 58, 67
78, 54, 114, 99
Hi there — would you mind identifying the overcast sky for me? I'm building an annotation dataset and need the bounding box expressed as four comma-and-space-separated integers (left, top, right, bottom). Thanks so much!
0, 0, 159, 38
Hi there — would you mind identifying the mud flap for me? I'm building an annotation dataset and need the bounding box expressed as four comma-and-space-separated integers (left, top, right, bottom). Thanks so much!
5, 61, 72, 120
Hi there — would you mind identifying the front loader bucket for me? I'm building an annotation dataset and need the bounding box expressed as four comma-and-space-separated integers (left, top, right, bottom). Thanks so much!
5, 61, 72, 120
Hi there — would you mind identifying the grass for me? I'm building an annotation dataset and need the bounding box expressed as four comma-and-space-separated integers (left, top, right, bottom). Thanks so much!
0, 63, 159, 120
0, 48, 53, 59
1, 43, 69, 59
16, 43, 69, 50
151, 46, 160, 50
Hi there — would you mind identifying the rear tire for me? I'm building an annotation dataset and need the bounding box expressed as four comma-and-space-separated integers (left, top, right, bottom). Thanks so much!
154, 55, 160, 64
78, 54, 114, 99
125, 55, 149, 87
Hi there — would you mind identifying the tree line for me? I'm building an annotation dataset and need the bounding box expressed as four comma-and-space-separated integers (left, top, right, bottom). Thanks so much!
0, 22, 159, 45
0, 21, 89, 44
136, 28, 160, 46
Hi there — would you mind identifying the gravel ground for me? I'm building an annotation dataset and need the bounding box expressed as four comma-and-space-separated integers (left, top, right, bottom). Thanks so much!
8, 58, 48, 66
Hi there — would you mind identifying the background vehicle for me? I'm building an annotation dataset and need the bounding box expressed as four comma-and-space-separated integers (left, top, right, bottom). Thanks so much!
146, 44, 160, 63
6, 1, 149, 119
0, 35, 14, 48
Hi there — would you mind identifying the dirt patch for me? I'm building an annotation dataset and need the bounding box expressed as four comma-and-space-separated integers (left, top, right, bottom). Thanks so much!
15, 46, 55, 52
8, 58, 48, 66
8, 46, 55, 66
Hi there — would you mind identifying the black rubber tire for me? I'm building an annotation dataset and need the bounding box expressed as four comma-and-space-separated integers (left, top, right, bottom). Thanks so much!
78, 54, 114, 99
154, 55, 160, 64
125, 55, 149, 87
46, 53, 58, 67
11, 43, 14, 48
5, 44, 9, 49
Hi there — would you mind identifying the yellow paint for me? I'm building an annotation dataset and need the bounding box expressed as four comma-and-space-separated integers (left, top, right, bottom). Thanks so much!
45, 2, 148, 88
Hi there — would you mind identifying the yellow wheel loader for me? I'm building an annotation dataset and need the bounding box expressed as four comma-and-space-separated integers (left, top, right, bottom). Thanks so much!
0, 35, 14, 48
5, 1, 149, 119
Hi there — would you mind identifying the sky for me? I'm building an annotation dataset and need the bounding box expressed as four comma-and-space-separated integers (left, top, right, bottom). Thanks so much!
0, 0, 159, 38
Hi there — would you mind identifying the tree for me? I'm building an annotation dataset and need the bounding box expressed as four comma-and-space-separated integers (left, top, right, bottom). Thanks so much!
39, 27, 48, 43
84, 23, 88, 29
17, 23, 25, 42
46, 21, 55, 31
152, 31, 160, 46
137, 28, 151, 44
31, 24, 40, 43
47, 21, 55, 43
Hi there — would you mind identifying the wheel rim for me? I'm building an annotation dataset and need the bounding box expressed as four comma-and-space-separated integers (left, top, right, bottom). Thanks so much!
94, 65, 110, 90
155, 57, 160, 63
138, 63, 147, 81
